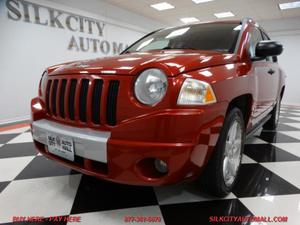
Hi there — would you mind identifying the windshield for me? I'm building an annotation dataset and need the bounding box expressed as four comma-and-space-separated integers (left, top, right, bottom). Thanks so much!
124, 22, 241, 54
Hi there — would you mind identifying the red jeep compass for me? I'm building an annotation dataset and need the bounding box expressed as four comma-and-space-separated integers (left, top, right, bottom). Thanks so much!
31, 18, 285, 197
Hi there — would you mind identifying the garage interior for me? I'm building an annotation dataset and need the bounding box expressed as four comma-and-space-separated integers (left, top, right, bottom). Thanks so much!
0, 0, 300, 224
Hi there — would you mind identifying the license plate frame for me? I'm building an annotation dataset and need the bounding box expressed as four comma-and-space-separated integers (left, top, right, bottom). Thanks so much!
46, 133, 74, 161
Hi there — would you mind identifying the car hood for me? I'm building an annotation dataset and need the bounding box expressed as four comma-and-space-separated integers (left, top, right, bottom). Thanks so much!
48, 50, 237, 77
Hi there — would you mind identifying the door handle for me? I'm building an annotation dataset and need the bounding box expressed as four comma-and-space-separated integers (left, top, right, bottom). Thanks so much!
268, 69, 275, 75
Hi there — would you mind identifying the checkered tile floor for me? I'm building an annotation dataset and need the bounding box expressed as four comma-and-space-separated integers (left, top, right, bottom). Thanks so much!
0, 106, 300, 225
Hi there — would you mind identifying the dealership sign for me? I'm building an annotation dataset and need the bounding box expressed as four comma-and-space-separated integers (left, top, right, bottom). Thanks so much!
5, 0, 128, 54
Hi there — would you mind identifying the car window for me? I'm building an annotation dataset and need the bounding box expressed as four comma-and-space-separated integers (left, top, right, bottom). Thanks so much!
249, 27, 263, 59
139, 39, 170, 51
124, 23, 241, 54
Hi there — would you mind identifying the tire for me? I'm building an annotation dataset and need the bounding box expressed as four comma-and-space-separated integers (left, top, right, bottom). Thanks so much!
263, 99, 281, 130
200, 108, 245, 197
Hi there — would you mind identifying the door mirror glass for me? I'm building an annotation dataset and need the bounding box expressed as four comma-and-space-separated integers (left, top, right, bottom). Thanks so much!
255, 40, 283, 58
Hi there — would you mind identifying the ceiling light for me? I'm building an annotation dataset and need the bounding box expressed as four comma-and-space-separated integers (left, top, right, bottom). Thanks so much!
214, 12, 235, 18
279, 1, 300, 10
151, 2, 175, 11
180, 17, 199, 24
192, 0, 214, 3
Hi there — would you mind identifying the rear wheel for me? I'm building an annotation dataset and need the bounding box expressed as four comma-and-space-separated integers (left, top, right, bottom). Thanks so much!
200, 108, 245, 197
263, 99, 281, 130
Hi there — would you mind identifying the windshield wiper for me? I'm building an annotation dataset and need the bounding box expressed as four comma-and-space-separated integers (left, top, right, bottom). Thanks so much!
162, 46, 197, 50
122, 49, 140, 54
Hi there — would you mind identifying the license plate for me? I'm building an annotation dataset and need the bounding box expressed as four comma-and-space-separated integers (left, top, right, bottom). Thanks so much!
46, 133, 74, 161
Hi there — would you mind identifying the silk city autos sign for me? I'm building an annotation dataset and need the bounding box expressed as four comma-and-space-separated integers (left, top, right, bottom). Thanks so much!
5, 0, 129, 54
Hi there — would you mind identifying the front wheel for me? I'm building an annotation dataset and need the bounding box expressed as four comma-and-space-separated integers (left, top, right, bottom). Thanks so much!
200, 108, 245, 197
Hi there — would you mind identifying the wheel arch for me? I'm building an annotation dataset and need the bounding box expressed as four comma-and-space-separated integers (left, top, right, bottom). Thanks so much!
225, 94, 253, 127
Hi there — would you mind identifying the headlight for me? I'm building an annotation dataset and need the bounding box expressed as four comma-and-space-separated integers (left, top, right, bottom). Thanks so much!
39, 71, 48, 97
134, 69, 168, 105
177, 78, 217, 105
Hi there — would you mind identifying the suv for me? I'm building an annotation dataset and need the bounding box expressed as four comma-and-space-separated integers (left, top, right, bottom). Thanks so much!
31, 18, 285, 197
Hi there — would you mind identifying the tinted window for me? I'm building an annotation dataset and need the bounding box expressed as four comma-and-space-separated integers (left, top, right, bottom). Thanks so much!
124, 23, 241, 54
261, 32, 269, 40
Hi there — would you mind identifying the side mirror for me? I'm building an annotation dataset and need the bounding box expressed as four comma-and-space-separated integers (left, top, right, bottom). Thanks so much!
255, 40, 283, 58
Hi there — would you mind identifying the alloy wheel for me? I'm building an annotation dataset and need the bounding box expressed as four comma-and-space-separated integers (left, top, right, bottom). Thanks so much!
222, 119, 242, 187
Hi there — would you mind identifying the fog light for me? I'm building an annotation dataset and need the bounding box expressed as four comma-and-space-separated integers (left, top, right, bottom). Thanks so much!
154, 159, 168, 174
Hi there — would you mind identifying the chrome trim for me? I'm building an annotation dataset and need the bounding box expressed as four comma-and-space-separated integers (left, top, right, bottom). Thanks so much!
32, 119, 110, 163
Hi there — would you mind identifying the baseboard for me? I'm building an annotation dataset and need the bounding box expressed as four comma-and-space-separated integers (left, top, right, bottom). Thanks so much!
0, 115, 30, 126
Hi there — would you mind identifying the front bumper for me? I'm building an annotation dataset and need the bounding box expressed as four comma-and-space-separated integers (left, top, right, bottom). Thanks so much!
31, 97, 225, 185
32, 119, 110, 163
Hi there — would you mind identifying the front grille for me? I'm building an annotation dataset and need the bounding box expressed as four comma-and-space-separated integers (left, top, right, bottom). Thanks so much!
45, 77, 120, 126
59, 79, 67, 118
68, 79, 77, 121
45, 80, 52, 113
51, 80, 59, 116
79, 79, 89, 122
106, 80, 119, 126
92, 79, 103, 125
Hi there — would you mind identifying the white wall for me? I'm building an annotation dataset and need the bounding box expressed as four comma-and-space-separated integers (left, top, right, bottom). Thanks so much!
0, 0, 165, 124
260, 17, 300, 105
49, 0, 165, 32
